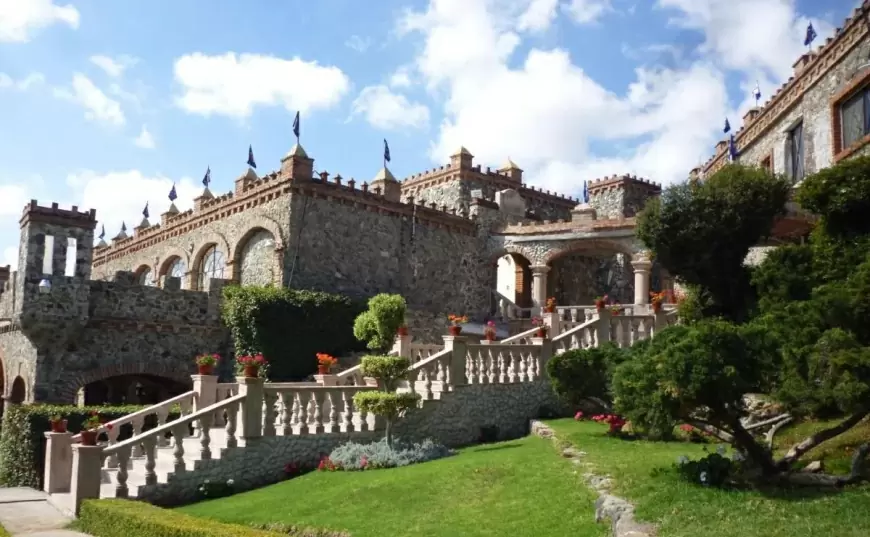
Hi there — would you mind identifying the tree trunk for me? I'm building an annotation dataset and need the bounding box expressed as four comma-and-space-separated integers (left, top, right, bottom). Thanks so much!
385, 418, 393, 449
725, 415, 778, 476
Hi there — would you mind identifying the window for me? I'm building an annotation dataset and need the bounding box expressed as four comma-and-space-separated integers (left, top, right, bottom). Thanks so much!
198, 246, 226, 290
840, 87, 870, 150
760, 155, 773, 174
166, 257, 187, 289
784, 122, 804, 183
137, 267, 155, 287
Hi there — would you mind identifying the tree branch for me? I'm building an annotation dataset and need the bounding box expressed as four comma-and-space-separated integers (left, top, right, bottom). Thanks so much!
777, 409, 870, 469
688, 420, 735, 443
765, 416, 794, 451
745, 413, 792, 432
780, 443, 870, 487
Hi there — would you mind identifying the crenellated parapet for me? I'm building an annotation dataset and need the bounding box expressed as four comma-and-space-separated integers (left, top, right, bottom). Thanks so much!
586, 174, 661, 219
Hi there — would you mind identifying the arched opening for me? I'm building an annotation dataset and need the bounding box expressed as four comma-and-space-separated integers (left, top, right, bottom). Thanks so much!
546, 245, 635, 306
9, 376, 26, 404
237, 228, 277, 286
196, 244, 226, 291
161, 256, 188, 289
494, 253, 533, 317
134, 265, 155, 286
82, 374, 189, 406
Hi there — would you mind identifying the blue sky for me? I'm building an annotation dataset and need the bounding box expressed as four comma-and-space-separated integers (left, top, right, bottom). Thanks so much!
0, 0, 856, 269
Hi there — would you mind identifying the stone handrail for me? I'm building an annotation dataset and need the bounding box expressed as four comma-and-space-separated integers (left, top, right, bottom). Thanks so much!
101, 393, 247, 499
501, 326, 540, 344
410, 342, 444, 362
336, 364, 365, 385
72, 390, 196, 443
466, 343, 543, 384
551, 317, 601, 354
263, 384, 379, 435
610, 314, 656, 348
406, 347, 453, 400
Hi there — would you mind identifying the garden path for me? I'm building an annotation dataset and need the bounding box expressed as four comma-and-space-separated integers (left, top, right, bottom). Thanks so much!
0, 488, 92, 537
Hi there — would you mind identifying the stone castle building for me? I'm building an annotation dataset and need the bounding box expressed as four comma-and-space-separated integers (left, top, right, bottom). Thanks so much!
2, 1, 864, 407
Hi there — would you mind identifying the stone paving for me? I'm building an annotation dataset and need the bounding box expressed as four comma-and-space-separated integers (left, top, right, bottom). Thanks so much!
0, 488, 91, 537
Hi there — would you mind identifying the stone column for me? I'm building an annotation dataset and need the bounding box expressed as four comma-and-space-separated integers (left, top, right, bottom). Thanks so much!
442, 335, 468, 387
530, 265, 550, 316
192, 374, 217, 437
542, 311, 561, 337
530, 337, 553, 380
631, 252, 652, 306
44, 432, 73, 493
70, 444, 104, 515
235, 376, 264, 441
394, 333, 412, 359
595, 308, 612, 345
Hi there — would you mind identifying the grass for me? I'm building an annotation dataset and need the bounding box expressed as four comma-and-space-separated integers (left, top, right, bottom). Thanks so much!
0, 523, 8, 537
548, 418, 870, 537
179, 435, 608, 537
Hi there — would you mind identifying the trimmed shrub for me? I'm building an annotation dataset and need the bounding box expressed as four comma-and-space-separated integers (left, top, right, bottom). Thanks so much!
327, 437, 454, 471
546, 343, 628, 410
353, 293, 407, 353
352, 391, 420, 448
0, 403, 181, 488
359, 355, 410, 391
77, 499, 349, 537
222, 285, 366, 381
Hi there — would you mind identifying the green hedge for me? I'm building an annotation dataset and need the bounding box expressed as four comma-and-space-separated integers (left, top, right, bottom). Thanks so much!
77, 499, 350, 537
0, 403, 182, 488
222, 285, 366, 381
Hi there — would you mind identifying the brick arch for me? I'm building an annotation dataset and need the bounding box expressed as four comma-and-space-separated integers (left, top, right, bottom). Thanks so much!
191, 233, 232, 289
231, 218, 286, 266
157, 250, 191, 276
132, 263, 155, 284
55, 362, 194, 403
486, 243, 536, 267
541, 238, 636, 265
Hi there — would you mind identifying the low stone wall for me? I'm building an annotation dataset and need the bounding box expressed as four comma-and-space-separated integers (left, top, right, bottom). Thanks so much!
139, 380, 560, 505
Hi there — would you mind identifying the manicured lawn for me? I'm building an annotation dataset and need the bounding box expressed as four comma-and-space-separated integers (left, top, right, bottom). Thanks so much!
179, 435, 607, 537
549, 418, 870, 537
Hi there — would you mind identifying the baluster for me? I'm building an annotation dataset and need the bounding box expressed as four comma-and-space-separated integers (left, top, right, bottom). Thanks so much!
105, 423, 121, 468
143, 436, 157, 486
507, 350, 517, 382
279, 392, 294, 435
444, 356, 453, 387
324, 391, 337, 433
517, 350, 527, 382
114, 445, 132, 498
420, 368, 431, 399
497, 352, 506, 383
170, 423, 186, 473
527, 350, 538, 381
131, 416, 145, 458
225, 402, 238, 448
199, 414, 213, 460
310, 391, 324, 434
295, 392, 309, 435
156, 407, 170, 447
213, 388, 227, 427
340, 391, 353, 432
263, 390, 277, 437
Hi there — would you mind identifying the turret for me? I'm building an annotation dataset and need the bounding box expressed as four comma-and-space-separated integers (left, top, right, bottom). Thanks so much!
19, 200, 97, 283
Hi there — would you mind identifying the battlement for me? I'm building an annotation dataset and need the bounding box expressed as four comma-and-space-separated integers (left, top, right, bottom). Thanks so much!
587, 174, 661, 194
20, 200, 98, 230
701, 1, 870, 175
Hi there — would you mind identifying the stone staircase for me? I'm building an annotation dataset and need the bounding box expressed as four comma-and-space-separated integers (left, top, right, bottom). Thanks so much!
43, 304, 679, 515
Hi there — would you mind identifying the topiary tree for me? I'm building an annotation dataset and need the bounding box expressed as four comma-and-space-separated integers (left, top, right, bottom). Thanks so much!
353, 294, 407, 354
546, 343, 628, 413
352, 356, 420, 448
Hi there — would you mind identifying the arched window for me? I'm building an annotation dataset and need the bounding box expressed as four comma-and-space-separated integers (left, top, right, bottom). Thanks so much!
198, 246, 226, 290
166, 257, 187, 289
137, 267, 155, 287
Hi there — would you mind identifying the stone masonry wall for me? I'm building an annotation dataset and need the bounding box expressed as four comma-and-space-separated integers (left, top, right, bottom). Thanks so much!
547, 252, 633, 305
138, 379, 561, 506
0, 330, 38, 402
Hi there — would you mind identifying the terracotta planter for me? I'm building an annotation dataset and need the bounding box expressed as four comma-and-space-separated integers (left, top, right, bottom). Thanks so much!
317, 364, 331, 375
652, 302, 662, 313
484, 334, 496, 342
397, 325, 409, 336
79, 430, 98, 446
611, 310, 621, 317
448, 325, 462, 336
536, 327, 548, 338
544, 306, 555, 313
243, 365, 260, 378
197, 364, 214, 375
595, 301, 606, 311
50, 419, 68, 433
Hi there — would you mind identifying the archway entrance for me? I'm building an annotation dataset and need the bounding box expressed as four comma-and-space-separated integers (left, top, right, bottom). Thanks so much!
495, 253, 533, 315
82, 374, 189, 406
9, 376, 26, 404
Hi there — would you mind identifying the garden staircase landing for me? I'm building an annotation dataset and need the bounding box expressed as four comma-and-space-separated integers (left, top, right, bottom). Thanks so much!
43, 305, 678, 516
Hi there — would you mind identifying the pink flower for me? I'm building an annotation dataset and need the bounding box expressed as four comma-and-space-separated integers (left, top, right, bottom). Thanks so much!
574, 411, 584, 421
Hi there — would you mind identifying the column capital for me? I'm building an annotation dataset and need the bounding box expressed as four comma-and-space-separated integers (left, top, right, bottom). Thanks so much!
530, 264, 551, 274
631, 251, 653, 271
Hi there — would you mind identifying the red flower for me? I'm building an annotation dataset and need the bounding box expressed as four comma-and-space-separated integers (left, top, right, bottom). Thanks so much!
105, 423, 114, 431
679, 424, 694, 432
574, 411, 584, 421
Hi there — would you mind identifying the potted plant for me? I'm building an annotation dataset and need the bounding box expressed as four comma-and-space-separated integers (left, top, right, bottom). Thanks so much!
594, 295, 608, 310
650, 291, 666, 313
531, 317, 548, 338
80, 411, 109, 446
49, 414, 68, 433
447, 314, 468, 336
195, 353, 219, 375
544, 297, 557, 313
236, 353, 267, 378
397, 324, 409, 337
610, 304, 623, 316
483, 320, 497, 341
316, 353, 338, 374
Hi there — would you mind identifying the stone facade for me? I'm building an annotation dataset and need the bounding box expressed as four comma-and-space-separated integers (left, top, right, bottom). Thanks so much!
547, 252, 633, 306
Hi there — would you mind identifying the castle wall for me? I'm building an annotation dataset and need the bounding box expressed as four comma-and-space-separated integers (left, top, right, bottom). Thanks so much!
547, 252, 633, 306
0, 329, 38, 402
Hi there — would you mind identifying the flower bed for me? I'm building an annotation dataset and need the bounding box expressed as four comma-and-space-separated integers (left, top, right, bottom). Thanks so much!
320, 438, 455, 471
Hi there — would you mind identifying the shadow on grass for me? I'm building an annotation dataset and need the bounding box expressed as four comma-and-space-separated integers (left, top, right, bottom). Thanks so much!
473, 442, 523, 453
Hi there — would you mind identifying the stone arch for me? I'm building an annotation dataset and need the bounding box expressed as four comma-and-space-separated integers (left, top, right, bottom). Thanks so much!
9, 376, 26, 404
231, 218, 286, 264
158, 250, 192, 289
233, 226, 282, 286
541, 238, 635, 265
55, 362, 194, 404
544, 238, 636, 306
133, 263, 156, 286
191, 233, 232, 290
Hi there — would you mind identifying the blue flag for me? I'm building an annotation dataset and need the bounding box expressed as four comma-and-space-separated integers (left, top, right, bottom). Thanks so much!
804, 22, 817, 47
582, 180, 589, 203
99, 225, 105, 240
168, 184, 177, 202
724, 118, 731, 133
729, 134, 739, 162
247, 145, 257, 169
383, 139, 391, 164
202, 166, 211, 187
753, 82, 761, 103
292, 111, 300, 139
142, 202, 149, 219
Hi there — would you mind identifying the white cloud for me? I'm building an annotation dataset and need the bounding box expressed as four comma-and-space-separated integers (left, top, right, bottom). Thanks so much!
173, 52, 351, 119
0, 72, 44, 91
0, 183, 28, 216
517, 0, 559, 32
90, 55, 139, 78
0, 0, 79, 42
563, 0, 613, 25
345, 35, 372, 53
53, 73, 126, 126
389, 67, 413, 88
2, 246, 17, 270
134, 125, 155, 149
351, 85, 430, 130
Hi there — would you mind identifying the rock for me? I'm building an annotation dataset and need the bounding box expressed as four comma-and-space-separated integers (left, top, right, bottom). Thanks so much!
801, 460, 824, 473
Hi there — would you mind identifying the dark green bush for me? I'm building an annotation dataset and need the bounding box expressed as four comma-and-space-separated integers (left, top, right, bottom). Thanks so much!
353, 294, 407, 353
222, 285, 366, 381
0, 403, 180, 488
77, 499, 351, 537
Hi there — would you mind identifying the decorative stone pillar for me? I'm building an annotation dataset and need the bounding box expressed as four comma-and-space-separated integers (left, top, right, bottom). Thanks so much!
530, 265, 550, 316
631, 252, 652, 306
442, 335, 468, 386
191, 374, 217, 437
44, 432, 73, 493
235, 376, 265, 441
314, 374, 338, 386
393, 333, 412, 359
70, 444, 103, 515
530, 337, 553, 380
542, 311, 561, 337
595, 308, 612, 345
